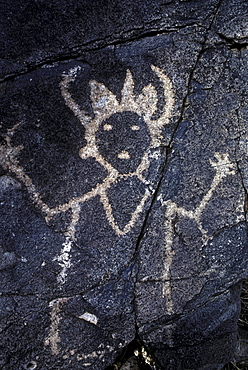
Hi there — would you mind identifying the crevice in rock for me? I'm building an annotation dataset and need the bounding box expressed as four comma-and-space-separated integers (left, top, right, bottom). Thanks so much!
0, 23, 201, 83
116, 19, 211, 333
0, 273, 124, 303
127, 0, 226, 357
0, 55, 86, 83
132, 146, 167, 252
132, 0, 223, 274
135, 282, 241, 338
122, 3, 224, 364
131, 23, 211, 252
146, 0, 223, 193
208, 221, 247, 241
223, 279, 248, 369
105, 335, 160, 370
217, 33, 248, 52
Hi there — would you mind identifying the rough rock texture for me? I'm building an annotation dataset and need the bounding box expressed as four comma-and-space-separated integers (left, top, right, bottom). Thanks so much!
0, 1, 248, 369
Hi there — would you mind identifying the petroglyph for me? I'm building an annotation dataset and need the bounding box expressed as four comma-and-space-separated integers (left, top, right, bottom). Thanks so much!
53, 204, 81, 285
61, 340, 123, 366
75, 344, 116, 367
45, 296, 118, 364
0, 65, 174, 285
45, 298, 101, 357
44, 298, 69, 355
158, 153, 235, 313
60, 64, 174, 235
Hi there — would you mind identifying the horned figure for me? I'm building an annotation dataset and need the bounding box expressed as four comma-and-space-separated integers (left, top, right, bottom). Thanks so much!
0, 65, 175, 285
60, 65, 175, 236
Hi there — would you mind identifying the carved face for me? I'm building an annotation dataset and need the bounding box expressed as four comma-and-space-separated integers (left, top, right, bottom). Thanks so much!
96, 111, 150, 174
61, 65, 175, 179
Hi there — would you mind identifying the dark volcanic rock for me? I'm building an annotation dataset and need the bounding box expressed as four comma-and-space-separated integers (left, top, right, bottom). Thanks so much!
0, 0, 218, 79
0, 1, 248, 369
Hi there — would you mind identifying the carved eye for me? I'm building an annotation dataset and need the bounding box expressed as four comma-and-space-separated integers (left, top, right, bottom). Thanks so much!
131, 125, 140, 131
103, 124, 113, 131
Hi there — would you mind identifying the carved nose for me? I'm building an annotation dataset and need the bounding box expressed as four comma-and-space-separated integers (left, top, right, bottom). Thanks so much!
117, 150, 130, 159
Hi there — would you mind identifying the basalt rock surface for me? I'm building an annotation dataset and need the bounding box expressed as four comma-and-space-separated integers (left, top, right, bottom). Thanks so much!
0, 1, 248, 369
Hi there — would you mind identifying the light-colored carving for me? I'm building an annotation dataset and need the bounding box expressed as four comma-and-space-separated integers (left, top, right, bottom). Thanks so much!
60, 64, 174, 236
158, 152, 235, 313
76, 344, 115, 366
44, 298, 69, 355
53, 203, 81, 285
1, 65, 174, 285
45, 293, 126, 362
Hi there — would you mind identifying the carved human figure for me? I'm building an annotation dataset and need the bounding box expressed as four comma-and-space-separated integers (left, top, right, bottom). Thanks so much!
1, 65, 175, 284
